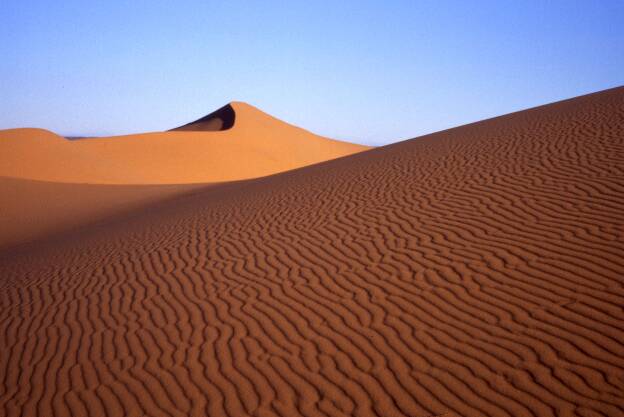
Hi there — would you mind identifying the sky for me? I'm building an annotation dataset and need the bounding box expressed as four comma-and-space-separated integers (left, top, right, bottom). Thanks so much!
1, 1, 623, 145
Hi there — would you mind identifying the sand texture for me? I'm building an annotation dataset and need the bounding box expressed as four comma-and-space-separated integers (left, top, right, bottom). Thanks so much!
0, 102, 369, 184
1, 87, 624, 416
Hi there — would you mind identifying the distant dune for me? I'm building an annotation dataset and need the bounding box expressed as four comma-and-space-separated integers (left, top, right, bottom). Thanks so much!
1, 87, 624, 417
0, 102, 369, 184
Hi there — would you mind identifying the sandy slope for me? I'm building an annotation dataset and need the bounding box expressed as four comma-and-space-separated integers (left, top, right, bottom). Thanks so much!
1, 87, 624, 417
0, 177, 205, 249
0, 102, 369, 184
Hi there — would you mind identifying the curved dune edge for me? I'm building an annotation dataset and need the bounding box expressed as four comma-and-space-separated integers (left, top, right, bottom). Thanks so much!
1, 87, 624, 417
169, 103, 236, 131
0, 102, 370, 184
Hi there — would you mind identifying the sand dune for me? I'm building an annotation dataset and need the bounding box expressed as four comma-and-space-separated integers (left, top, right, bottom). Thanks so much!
1, 87, 624, 417
0, 102, 369, 184
0, 128, 121, 182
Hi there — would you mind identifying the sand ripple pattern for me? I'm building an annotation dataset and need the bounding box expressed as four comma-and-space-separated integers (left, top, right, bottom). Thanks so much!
1, 88, 624, 416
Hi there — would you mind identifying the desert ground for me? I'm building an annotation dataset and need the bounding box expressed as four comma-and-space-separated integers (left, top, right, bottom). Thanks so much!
1, 87, 623, 417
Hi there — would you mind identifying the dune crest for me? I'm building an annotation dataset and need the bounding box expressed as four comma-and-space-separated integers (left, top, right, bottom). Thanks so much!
170, 103, 236, 131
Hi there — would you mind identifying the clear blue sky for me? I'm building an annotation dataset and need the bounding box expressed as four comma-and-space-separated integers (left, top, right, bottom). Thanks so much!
1, 1, 622, 145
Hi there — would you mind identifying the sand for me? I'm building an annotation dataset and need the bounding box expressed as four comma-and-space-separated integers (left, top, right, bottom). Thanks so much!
0, 177, 206, 250
1, 87, 623, 417
0, 102, 369, 184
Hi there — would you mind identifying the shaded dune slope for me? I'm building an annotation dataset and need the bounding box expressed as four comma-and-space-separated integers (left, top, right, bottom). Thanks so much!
170, 104, 236, 131
0, 177, 205, 250
1, 87, 624, 417
0, 102, 369, 184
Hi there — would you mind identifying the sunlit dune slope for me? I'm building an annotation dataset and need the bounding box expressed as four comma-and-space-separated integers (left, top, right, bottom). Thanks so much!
1, 87, 624, 417
0, 102, 369, 184
0, 128, 129, 182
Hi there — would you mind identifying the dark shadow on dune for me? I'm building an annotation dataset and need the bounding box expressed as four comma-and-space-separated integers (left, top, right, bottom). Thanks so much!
169, 104, 236, 132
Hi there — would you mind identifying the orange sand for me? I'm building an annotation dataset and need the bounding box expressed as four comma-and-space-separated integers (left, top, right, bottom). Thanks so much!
0, 177, 205, 249
1, 88, 623, 417
0, 102, 369, 184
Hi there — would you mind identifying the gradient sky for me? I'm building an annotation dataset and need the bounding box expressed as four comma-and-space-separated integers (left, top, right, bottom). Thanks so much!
1, 1, 623, 145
